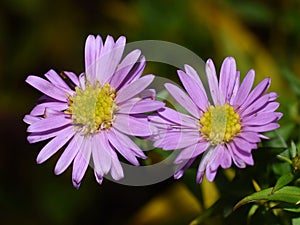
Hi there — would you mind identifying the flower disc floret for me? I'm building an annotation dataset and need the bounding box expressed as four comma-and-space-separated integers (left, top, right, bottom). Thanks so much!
200, 104, 241, 145
67, 82, 116, 134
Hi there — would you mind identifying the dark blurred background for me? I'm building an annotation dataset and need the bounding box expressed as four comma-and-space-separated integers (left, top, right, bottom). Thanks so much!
1, 0, 300, 224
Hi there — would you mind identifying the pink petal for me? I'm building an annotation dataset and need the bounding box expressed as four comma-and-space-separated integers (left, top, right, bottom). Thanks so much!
184, 64, 203, 88
27, 125, 73, 143
206, 59, 221, 106
54, 133, 83, 175
27, 114, 71, 133
226, 143, 246, 168
117, 99, 164, 114
110, 49, 142, 89
208, 145, 224, 171
205, 167, 218, 182
36, 126, 75, 164
238, 132, 261, 143
23, 115, 41, 125
241, 78, 271, 109
72, 137, 92, 189
233, 69, 255, 106
139, 89, 156, 99
112, 128, 145, 158
63, 71, 80, 87
196, 145, 215, 183
231, 144, 254, 166
241, 93, 276, 116
262, 102, 280, 113
174, 157, 196, 180
233, 137, 257, 153
220, 150, 232, 168
242, 112, 282, 126
113, 114, 153, 136
107, 146, 124, 180
79, 73, 86, 90
92, 132, 112, 175
120, 56, 146, 88
107, 130, 140, 166
96, 36, 126, 84
157, 107, 198, 129
91, 135, 104, 183
165, 83, 200, 118
229, 71, 240, 104
243, 123, 280, 132
115, 75, 154, 104
154, 130, 200, 150
30, 102, 68, 116
219, 57, 237, 104
45, 69, 72, 92
178, 70, 209, 111
26, 76, 68, 102
174, 142, 210, 163
85, 35, 103, 82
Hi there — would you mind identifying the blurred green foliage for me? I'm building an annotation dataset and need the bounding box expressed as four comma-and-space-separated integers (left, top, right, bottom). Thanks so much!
2, 0, 300, 224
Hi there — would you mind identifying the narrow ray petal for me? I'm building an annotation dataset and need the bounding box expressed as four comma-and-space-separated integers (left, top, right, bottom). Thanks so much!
27, 115, 71, 133
109, 147, 124, 180
36, 126, 75, 164
72, 137, 92, 189
30, 102, 68, 116
233, 69, 255, 106
178, 70, 209, 111
115, 75, 154, 104
55, 133, 83, 175
154, 130, 200, 150
117, 99, 164, 114
112, 128, 146, 158
96, 36, 126, 84
113, 114, 153, 136
174, 142, 210, 163
174, 157, 196, 180
45, 69, 72, 91
219, 57, 237, 103
157, 107, 198, 128
165, 83, 200, 118
107, 130, 140, 166
110, 50, 142, 89
28, 125, 72, 143
26, 76, 68, 102
243, 123, 280, 132
206, 59, 221, 105
241, 78, 271, 109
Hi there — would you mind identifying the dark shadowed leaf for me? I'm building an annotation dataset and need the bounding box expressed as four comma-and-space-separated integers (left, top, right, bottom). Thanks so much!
234, 186, 300, 211
272, 173, 295, 193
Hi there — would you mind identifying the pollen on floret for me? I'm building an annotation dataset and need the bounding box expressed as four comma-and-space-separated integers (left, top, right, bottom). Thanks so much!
66, 81, 117, 135
200, 104, 241, 145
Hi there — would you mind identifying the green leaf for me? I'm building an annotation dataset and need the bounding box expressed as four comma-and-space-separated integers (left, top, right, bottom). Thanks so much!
291, 141, 298, 158
272, 202, 300, 213
247, 204, 259, 223
233, 186, 300, 211
293, 217, 300, 225
272, 173, 295, 193
283, 207, 300, 213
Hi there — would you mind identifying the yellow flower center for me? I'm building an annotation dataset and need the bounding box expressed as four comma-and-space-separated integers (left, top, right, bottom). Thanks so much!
200, 104, 241, 145
66, 82, 117, 135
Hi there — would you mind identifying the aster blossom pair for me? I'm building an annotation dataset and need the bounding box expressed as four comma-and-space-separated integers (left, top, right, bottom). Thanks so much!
24, 35, 164, 188
24, 34, 282, 187
151, 57, 282, 183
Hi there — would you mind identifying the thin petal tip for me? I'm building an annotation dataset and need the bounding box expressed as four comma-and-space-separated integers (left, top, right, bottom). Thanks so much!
72, 179, 81, 189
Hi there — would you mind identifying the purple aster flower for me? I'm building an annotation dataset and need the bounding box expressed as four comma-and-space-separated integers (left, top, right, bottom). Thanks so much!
151, 57, 282, 183
24, 35, 164, 188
